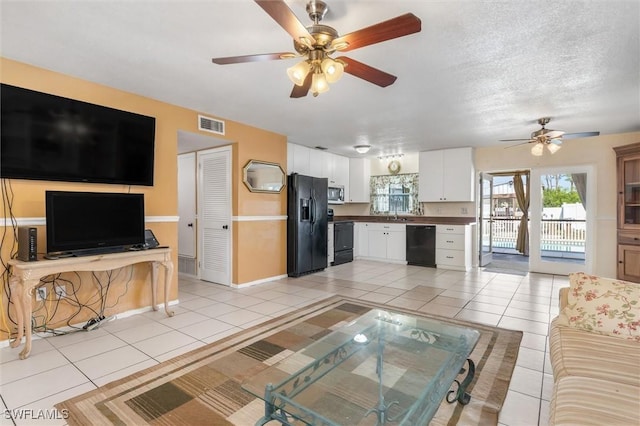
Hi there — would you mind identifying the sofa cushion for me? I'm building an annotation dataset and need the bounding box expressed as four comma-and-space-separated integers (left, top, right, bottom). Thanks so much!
557, 272, 640, 341
549, 317, 640, 386
549, 376, 640, 425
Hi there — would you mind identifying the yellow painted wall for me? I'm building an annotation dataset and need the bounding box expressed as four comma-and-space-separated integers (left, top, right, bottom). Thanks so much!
0, 58, 287, 342
475, 132, 640, 278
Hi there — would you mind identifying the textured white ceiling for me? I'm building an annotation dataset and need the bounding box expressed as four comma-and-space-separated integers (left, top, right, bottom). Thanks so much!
1, 0, 638, 157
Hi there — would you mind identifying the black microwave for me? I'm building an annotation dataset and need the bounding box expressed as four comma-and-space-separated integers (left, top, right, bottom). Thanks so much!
328, 185, 344, 204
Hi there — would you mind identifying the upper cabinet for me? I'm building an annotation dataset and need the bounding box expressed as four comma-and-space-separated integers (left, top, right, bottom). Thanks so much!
418, 147, 475, 202
291, 143, 311, 176
614, 142, 640, 282
615, 143, 640, 230
334, 154, 349, 191
349, 158, 371, 203
287, 143, 349, 188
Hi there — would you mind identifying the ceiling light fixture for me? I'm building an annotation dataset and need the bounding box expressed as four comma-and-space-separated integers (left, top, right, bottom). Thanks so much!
531, 139, 562, 156
531, 142, 545, 156
354, 145, 371, 154
378, 153, 404, 161
287, 55, 346, 97
546, 142, 561, 154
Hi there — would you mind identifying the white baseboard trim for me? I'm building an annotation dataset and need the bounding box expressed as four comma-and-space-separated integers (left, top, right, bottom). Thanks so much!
231, 273, 288, 288
0, 299, 179, 348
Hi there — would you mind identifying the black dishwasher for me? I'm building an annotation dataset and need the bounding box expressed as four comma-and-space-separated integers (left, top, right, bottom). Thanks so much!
406, 225, 436, 267
333, 221, 354, 265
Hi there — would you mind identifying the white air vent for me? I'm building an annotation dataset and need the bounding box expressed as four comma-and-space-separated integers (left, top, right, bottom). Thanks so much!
198, 115, 225, 135
178, 255, 197, 276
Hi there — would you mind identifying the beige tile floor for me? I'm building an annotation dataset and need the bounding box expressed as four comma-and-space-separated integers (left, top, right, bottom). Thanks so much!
0, 260, 566, 425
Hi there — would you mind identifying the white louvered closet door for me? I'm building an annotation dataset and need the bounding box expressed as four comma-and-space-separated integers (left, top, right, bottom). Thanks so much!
197, 146, 231, 285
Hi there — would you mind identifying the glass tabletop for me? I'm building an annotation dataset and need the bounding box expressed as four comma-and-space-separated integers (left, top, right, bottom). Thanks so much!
242, 308, 480, 426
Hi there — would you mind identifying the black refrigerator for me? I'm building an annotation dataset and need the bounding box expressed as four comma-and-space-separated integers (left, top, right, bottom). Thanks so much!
287, 173, 328, 277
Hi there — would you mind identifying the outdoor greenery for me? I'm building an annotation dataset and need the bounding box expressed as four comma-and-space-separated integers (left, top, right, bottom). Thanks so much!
542, 174, 581, 207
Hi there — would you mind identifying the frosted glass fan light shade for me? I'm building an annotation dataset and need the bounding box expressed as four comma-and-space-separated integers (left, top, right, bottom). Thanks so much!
321, 58, 344, 83
531, 143, 544, 156
354, 145, 371, 154
311, 72, 330, 95
547, 142, 561, 154
287, 61, 311, 86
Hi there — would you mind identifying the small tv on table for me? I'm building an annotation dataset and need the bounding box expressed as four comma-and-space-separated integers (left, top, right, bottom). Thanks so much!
45, 191, 145, 257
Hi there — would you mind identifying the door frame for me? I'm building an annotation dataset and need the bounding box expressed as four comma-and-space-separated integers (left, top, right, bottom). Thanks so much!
478, 172, 494, 267
529, 165, 595, 275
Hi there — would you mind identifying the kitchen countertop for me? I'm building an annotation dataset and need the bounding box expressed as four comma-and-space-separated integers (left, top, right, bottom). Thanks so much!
334, 215, 476, 225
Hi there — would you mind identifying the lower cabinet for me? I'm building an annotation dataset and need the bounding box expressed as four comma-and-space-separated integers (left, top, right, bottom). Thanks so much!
436, 225, 472, 271
354, 222, 472, 269
328, 223, 334, 265
618, 242, 640, 282
355, 223, 406, 263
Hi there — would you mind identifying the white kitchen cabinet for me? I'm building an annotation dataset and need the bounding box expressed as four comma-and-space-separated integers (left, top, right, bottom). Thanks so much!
386, 228, 407, 261
348, 158, 371, 203
334, 155, 349, 186
419, 148, 475, 202
287, 143, 311, 176
357, 223, 406, 263
309, 150, 324, 178
436, 224, 472, 271
322, 152, 335, 182
287, 143, 294, 174
328, 223, 334, 264
355, 222, 369, 257
367, 229, 387, 259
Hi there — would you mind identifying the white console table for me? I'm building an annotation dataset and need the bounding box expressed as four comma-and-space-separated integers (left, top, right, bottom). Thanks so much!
8, 248, 174, 359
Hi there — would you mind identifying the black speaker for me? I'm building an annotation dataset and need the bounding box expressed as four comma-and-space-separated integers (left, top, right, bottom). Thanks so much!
17, 226, 37, 261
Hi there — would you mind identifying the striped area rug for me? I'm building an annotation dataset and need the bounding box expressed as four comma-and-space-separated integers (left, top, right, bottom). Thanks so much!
56, 296, 522, 425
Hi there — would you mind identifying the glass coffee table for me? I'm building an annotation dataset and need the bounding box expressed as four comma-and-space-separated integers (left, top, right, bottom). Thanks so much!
242, 308, 480, 425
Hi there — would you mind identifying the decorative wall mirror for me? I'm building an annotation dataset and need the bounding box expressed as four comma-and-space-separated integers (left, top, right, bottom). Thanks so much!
243, 160, 286, 193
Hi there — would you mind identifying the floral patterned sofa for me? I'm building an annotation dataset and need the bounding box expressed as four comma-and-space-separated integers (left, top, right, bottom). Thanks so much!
548, 272, 640, 425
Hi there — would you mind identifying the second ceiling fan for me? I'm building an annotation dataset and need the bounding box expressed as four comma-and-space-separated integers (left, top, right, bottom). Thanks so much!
501, 117, 600, 156
212, 0, 421, 98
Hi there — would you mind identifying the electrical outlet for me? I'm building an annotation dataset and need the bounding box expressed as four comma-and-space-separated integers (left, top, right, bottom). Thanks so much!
54, 285, 66, 299
36, 287, 47, 301
461, 207, 468, 214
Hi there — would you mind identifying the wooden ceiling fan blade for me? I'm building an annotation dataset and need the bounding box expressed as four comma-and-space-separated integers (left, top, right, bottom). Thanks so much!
562, 131, 600, 139
331, 13, 421, 52
336, 56, 397, 87
506, 141, 535, 148
290, 72, 312, 98
212, 52, 296, 65
255, 0, 313, 44
544, 130, 565, 139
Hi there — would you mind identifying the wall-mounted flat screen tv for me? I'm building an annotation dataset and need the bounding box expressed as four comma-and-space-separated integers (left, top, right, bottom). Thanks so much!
1, 84, 155, 186
45, 191, 145, 256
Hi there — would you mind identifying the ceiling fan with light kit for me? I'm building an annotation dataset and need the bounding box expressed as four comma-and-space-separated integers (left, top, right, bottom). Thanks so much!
500, 117, 600, 156
212, 0, 421, 98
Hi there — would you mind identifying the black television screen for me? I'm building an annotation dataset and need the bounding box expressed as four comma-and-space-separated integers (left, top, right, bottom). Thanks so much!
46, 191, 145, 255
1, 84, 155, 186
